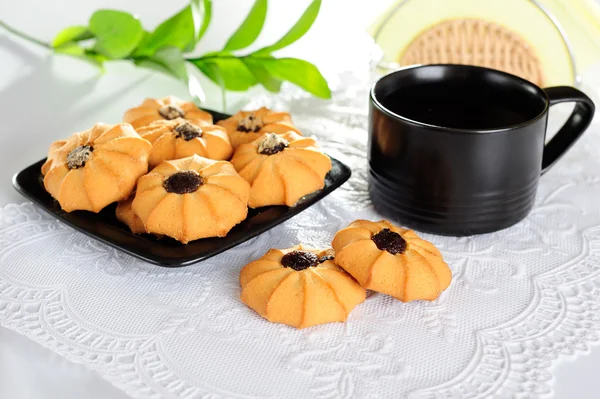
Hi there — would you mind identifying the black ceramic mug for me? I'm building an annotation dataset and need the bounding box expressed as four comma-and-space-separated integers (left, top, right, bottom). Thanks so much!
368, 64, 595, 236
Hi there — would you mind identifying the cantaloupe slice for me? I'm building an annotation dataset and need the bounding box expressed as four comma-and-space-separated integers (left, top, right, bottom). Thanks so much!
369, 0, 576, 87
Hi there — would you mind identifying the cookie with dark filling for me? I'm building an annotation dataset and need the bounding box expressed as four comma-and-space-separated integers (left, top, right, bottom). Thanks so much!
230, 131, 332, 208
239, 246, 365, 329
332, 220, 452, 302
217, 107, 301, 149
132, 155, 250, 243
123, 95, 213, 130
136, 118, 232, 167
42, 123, 152, 213
116, 195, 147, 234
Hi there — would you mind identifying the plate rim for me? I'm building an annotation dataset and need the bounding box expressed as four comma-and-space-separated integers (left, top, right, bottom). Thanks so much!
12, 156, 351, 267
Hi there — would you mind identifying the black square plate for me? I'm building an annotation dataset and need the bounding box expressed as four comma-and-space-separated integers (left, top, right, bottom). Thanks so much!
11, 109, 351, 267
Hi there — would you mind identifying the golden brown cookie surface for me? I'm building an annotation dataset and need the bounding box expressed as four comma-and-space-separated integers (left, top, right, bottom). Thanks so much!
240, 246, 366, 329
43, 123, 152, 213
124, 96, 213, 130
132, 155, 249, 243
217, 107, 301, 149
136, 118, 232, 167
230, 131, 331, 208
332, 220, 452, 302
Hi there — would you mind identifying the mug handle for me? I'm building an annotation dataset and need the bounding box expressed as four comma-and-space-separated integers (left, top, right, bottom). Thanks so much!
541, 86, 595, 174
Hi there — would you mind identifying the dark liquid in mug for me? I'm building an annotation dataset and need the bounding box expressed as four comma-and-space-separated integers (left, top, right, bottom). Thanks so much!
380, 82, 540, 130
386, 98, 530, 130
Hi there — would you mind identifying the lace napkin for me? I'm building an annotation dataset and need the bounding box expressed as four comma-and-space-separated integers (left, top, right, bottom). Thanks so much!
2, 69, 600, 399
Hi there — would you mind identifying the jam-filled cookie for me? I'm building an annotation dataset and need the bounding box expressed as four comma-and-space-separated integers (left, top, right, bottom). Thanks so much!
217, 107, 301, 149
124, 96, 213, 129
332, 220, 452, 302
42, 123, 152, 213
116, 195, 146, 234
230, 132, 332, 208
240, 246, 366, 329
136, 118, 232, 167
132, 155, 249, 243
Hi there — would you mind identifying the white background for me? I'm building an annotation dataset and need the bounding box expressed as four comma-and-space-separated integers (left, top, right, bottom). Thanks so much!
0, 0, 599, 397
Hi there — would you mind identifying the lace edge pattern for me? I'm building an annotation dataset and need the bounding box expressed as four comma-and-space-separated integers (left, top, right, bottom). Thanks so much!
2, 202, 600, 398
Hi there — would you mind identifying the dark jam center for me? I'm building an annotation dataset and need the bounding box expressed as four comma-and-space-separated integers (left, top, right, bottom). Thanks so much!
281, 250, 319, 271
318, 249, 335, 263
260, 142, 287, 155
66, 145, 93, 169
237, 115, 262, 132
174, 122, 203, 141
258, 133, 289, 155
159, 104, 185, 120
163, 171, 203, 194
372, 228, 407, 255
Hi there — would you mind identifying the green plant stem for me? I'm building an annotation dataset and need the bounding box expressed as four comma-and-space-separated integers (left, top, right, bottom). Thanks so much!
188, 55, 237, 62
0, 20, 50, 48
0, 20, 253, 69
186, 54, 273, 62
221, 86, 227, 112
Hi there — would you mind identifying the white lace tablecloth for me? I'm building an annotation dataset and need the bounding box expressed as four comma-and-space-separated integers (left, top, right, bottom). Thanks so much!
2, 70, 600, 399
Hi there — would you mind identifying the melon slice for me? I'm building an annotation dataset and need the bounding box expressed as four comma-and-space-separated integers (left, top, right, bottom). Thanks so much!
369, 0, 575, 87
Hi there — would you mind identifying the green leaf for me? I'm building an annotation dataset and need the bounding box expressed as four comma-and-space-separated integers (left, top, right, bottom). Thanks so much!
83, 49, 109, 64
143, 6, 194, 54
148, 46, 188, 80
243, 57, 281, 92
261, 57, 330, 98
81, 53, 107, 70
53, 42, 106, 70
197, 0, 212, 41
136, 47, 205, 102
189, 0, 202, 48
188, 0, 201, 45
135, 3, 200, 57
200, 62, 224, 88
256, 0, 321, 54
135, 58, 172, 75
54, 42, 85, 56
198, 62, 228, 110
132, 30, 152, 56
198, 50, 226, 58
134, 0, 209, 57
51, 26, 93, 48
89, 10, 144, 58
222, 0, 267, 51
185, 0, 210, 51
189, 56, 257, 91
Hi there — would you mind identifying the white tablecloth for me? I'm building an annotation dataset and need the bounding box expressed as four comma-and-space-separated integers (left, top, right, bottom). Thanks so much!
3, 63, 600, 398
